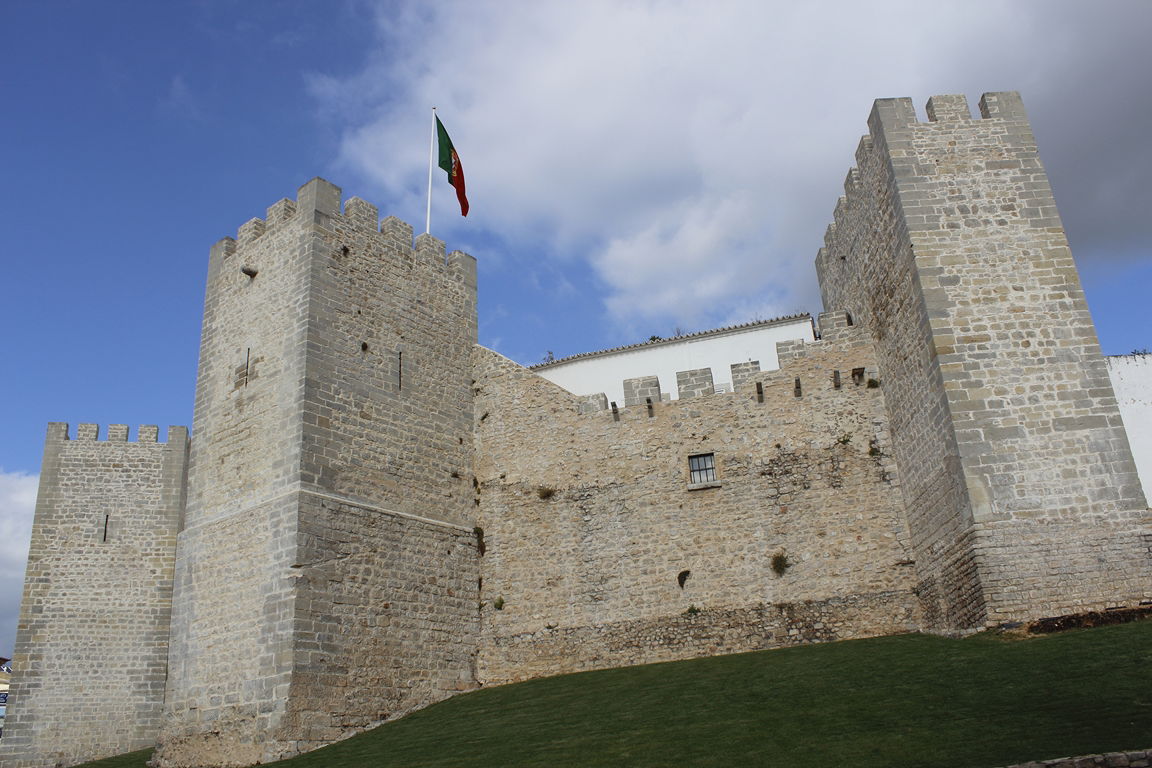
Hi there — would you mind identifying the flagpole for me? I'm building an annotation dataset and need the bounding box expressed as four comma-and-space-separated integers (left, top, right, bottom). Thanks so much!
425, 107, 436, 234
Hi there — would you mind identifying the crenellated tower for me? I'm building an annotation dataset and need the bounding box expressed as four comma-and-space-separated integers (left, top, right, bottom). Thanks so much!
0, 423, 189, 768
155, 179, 481, 766
815, 92, 1151, 630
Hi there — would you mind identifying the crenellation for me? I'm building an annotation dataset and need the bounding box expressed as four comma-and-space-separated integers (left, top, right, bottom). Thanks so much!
623, 375, 661, 407
730, 361, 761, 393
844, 167, 861, 196
237, 217, 266, 245
342, 196, 378, 230
925, 94, 972, 123
978, 91, 1029, 121
296, 177, 342, 224
265, 197, 297, 226
76, 423, 99, 440
414, 231, 447, 265
380, 215, 414, 250
675, 366, 714, 399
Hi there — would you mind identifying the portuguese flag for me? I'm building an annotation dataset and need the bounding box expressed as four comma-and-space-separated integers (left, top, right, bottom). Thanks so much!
436, 116, 469, 217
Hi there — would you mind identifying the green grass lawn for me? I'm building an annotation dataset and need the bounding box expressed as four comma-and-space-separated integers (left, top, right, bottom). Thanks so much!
74, 620, 1152, 768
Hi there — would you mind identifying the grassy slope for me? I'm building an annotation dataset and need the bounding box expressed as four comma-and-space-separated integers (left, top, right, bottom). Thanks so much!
76, 620, 1152, 768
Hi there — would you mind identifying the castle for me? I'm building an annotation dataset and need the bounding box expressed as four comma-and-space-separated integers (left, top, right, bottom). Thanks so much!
2, 91, 1149, 768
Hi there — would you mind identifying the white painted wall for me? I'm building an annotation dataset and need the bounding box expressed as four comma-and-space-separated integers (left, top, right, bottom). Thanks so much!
1108, 355, 1152, 504
536, 317, 815, 406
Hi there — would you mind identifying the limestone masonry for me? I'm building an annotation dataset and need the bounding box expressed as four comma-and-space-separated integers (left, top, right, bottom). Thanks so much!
2, 92, 1149, 768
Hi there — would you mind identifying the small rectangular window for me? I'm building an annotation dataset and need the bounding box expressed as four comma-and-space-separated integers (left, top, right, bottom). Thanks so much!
689, 453, 716, 484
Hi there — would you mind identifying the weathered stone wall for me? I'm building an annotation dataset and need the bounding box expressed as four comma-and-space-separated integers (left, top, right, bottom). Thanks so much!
157, 180, 479, 767
472, 319, 922, 684
816, 92, 1151, 630
0, 423, 188, 768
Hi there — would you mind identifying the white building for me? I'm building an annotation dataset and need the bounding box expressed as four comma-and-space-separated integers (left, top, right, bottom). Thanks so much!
533, 314, 815, 405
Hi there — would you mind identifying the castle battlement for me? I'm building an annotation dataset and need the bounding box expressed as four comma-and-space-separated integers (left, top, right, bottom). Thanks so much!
210, 179, 476, 290
49, 422, 186, 444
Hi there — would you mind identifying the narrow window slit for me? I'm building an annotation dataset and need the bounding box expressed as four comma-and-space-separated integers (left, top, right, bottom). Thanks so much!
833, 370, 841, 389
102, 514, 110, 542
611, 402, 620, 422
794, 377, 802, 398
756, 382, 764, 403
398, 351, 403, 391
646, 397, 654, 417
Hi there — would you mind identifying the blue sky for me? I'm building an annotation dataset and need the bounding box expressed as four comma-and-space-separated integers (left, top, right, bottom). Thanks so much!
1, 0, 1150, 657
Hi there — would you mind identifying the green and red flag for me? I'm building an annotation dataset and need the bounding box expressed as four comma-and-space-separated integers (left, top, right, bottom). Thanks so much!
436, 116, 469, 217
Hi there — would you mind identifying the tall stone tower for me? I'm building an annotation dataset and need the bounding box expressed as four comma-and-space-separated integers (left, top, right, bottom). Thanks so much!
0, 423, 189, 768
154, 179, 481, 766
815, 92, 1151, 630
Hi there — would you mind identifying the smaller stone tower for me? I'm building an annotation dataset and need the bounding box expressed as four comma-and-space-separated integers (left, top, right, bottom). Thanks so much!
0, 423, 189, 768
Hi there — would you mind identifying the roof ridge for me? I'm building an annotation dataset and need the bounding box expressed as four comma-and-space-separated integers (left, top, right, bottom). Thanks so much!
530, 312, 813, 370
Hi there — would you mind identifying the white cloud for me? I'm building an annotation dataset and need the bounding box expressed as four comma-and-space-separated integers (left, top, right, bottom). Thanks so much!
310, 0, 1152, 335
0, 470, 37, 658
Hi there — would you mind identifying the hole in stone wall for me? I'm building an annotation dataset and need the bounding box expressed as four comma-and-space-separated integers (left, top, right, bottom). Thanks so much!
241, 266, 258, 278
473, 527, 486, 556
646, 397, 654, 417
794, 378, 802, 398
845, 312, 854, 326
611, 402, 620, 422
361, 342, 369, 352
677, 569, 691, 588
756, 382, 764, 403
833, 370, 841, 389
341, 245, 350, 256
852, 367, 865, 386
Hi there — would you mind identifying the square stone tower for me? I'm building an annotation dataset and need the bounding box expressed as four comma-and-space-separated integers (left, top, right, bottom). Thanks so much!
154, 180, 481, 766
0, 424, 189, 768
816, 92, 1151, 630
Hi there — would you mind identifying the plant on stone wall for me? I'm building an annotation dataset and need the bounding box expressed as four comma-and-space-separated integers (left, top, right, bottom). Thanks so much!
836, 433, 852, 445
771, 552, 792, 576
683, 604, 701, 616
493, 595, 505, 610
537, 486, 556, 500
867, 378, 881, 388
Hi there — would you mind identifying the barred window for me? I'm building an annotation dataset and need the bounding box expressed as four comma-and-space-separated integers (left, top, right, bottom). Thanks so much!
689, 453, 716, 484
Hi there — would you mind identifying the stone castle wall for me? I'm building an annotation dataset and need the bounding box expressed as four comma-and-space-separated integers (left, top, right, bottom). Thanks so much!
156, 181, 480, 767
5, 91, 1152, 768
472, 315, 922, 683
0, 424, 188, 768
816, 92, 1151, 629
